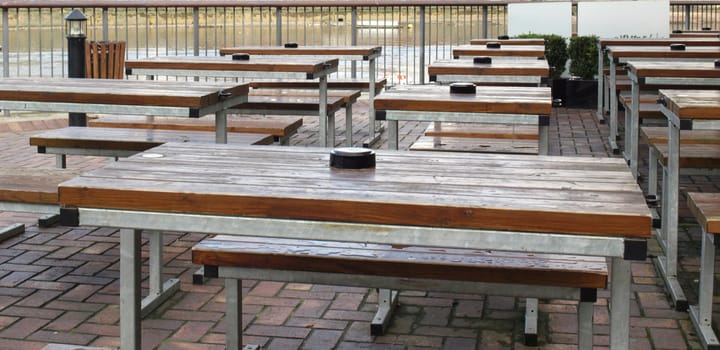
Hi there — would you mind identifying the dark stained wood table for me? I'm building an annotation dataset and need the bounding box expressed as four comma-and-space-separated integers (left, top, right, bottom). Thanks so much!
58, 143, 652, 350
0, 78, 249, 144
218, 45, 384, 146
452, 44, 546, 59
374, 84, 552, 153
125, 55, 339, 146
428, 58, 549, 85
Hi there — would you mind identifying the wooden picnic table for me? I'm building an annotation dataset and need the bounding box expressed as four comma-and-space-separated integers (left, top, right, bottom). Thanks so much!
595, 38, 720, 123
427, 58, 549, 85
624, 60, 720, 177
57, 142, 652, 350
125, 55, 339, 146
374, 84, 551, 153
452, 44, 546, 59
603, 45, 720, 153
218, 45, 383, 146
0, 78, 249, 145
657, 89, 720, 315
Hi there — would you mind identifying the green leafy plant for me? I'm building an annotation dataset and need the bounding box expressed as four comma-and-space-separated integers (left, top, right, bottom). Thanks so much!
514, 33, 568, 80
567, 35, 599, 80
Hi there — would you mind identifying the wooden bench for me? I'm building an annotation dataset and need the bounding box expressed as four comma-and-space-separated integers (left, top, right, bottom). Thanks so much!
640, 126, 720, 212
619, 93, 664, 119
410, 122, 540, 154
686, 192, 720, 349
0, 168, 79, 240
29, 127, 274, 168
234, 88, 362, 146
193, 235, 606, 349
89, 115, 303, 145
249, 78, 387, 95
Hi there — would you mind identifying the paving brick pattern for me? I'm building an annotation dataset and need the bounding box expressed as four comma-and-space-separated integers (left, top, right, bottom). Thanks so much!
0, 101, 715, 349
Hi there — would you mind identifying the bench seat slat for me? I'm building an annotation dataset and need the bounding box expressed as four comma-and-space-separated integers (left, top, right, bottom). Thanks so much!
410, 135, 539, 155
640, 126, 720, 145
0, 168, 77, 204
89, 115, 302, 138
30, 127, 274, 151
687, 193, 720, 235
192, 236, 608, 289
423, 122, 538, 140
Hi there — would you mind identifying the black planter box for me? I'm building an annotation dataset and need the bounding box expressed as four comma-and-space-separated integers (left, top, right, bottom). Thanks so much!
565, 79, 597, 108
551, 78, 567, 105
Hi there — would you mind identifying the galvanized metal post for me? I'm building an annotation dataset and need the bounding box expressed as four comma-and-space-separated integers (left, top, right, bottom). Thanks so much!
482, 5, 488, 38
276, 7, 282, 46
193, 7, 200, 56
2, 9, 8, 78
419, 6, 425, 84
102, 8, 109, 41
351, 7, 358, 78
685, 5, 691, 30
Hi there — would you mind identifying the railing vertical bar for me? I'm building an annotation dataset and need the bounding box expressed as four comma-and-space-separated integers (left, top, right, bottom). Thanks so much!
2, 8, 8, 78
193, 7, 199, 56
483, 5, 489, 38
685, 4, 691, 30
276, 6, 282, 45
419, 5, 425, 84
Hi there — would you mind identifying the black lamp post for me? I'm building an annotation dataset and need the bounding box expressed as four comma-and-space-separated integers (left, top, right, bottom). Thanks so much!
65, 9, 87, 126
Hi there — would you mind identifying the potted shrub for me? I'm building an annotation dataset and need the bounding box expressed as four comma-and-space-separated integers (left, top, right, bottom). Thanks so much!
514, 33, 568, 104
565, 35, 599, 108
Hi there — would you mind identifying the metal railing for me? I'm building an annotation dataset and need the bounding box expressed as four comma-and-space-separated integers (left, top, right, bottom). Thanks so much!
0, 1, 718, 86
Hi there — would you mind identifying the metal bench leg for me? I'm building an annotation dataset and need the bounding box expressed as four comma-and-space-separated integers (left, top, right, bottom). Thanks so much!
647, 148, 658, 203
610, 257, 631, 349
689, 230, 720, 350
120, 228, 141, 350
0, 223, 24, 242
388, 120, 399, 150
141, 231, 180, 317
225, 277, 259, 350
578, 299, 594, 350
608, 64, 619, 154
371, 288, 398, 336
656, 123, 687, 310
524, 298, 538, 346
345, 103, 353, 146
56, 154, 66, 169
538, 123, 549, 155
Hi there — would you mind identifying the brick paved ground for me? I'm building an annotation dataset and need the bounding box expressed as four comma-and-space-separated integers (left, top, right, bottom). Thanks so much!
0, 101, 716, 349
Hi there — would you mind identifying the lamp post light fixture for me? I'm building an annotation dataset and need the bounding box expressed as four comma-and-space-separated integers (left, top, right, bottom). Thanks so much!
65, 9, 87, 126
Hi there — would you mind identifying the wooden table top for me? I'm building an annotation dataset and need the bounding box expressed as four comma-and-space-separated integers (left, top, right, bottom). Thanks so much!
428, 59, 549, 77
671, 32, 720, 38
58, 143, 651, 238
599, 38, 720, 48
470, 38, 545, 45
374, 85, 552, 115
627, 60, 720, 78
687, 192, 720, 234
0, 78, 249, 108
219, 45, 382, 58
659, 89, 720, 119
125, 55, 339, 74
606, 45, 720, 59
453, 45, 546, 58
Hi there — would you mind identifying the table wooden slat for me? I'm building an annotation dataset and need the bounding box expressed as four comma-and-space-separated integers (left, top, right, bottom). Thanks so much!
453, 45, 546, 58
125, 55, 339, 74
58, 143, 651, 238
0, 78, 249, 108
660, 89, 720, 119
375, 85, 551, 115
428, 59, 549, 77
627, 61, 720, 78
219, 45, 382, 57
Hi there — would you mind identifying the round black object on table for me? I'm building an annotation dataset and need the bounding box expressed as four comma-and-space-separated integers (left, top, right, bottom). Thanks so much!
449, 82, 477, 94
284, 42, 299, 48
473, 56, 492, 64
330, 147, 376, 169
232, 53, 250, 60
486, 42, 501, 49
670, 43, 686, 51
715, 59, 720, 68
